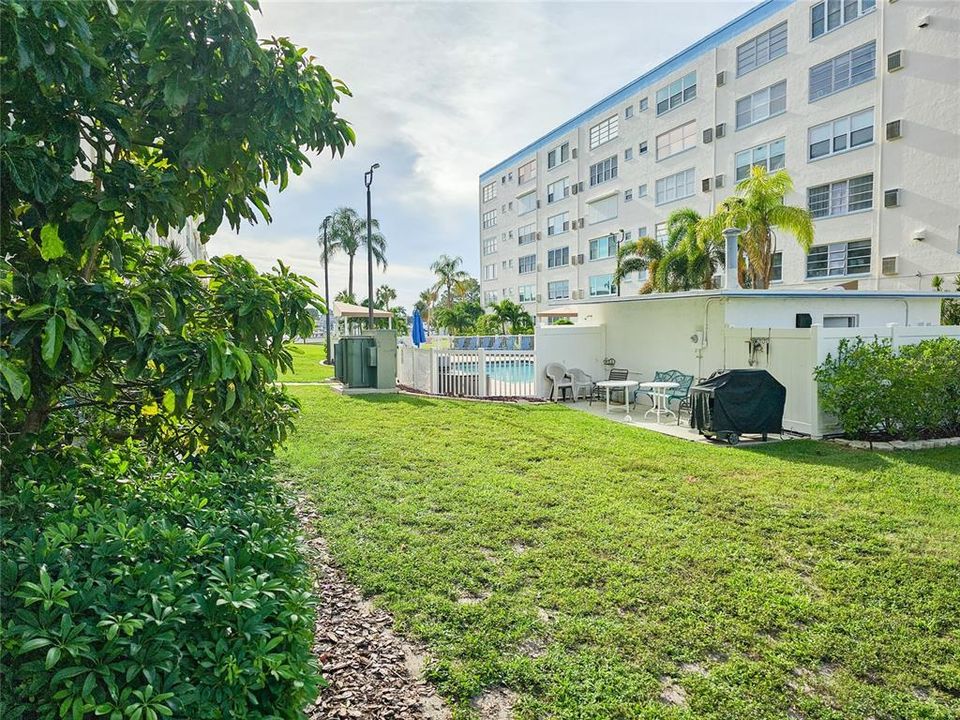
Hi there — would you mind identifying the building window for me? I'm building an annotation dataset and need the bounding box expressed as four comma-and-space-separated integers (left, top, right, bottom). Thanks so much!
518, 254, 536, 274
547, 247, 570, 268
771, 251, 783, 282
589, 274, 616, 297
656, 120, 697, 161
482, 237, 498, 255
808, 108, 874, 160
655, 222, 668, 245
483, 263, 497, 281
655, 168, 695, 206
639, 97, 649, 112
656, 71, 696, 115
624, 147, 633, 161
639, 141, 648, 155
806, 239, 871, 277
482, 209, 497, 229
547, 212, 569, 236
589, 235, 618, 261
823, 314, 860, 328
518, 158, 537, 184
735, 138, 786, 181
809, 42, 876, 102
624, 189, 633, 202
589, 156, 618, 187
638, 184, 647, 198
638, 225, 648, 237
482, 182, 496, 203
625, 105, 634, 119
736, 80, 787, 130
517, 191, 537, 215
483, 290, 498, 305
588, 195, 618, 224
808, 174, 873, 218
547, 280, 570, 300
589, 115, 619, 149
737, 21, 788, 76
518, 284, 536, 302
517, 223, 536, 245
547, 177, 569, 203
811, 0, 875, 39
547, 142, 569, 169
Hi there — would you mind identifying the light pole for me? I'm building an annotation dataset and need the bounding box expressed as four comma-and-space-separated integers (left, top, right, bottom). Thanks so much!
319, 215, 332, 363
364, 163, 380, 330
613, 228, 625, 297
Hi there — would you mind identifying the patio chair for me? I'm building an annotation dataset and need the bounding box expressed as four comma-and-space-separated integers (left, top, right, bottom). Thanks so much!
463, 337, 478, 350
452, 337, 466, 350
634, 369, 694, 420
567, 368, 593, 400
590, 367, 630, 405
544, 362, 574, 401
480, 336, 497, 350
519, 336, 534, 351
503, 336, 518, 351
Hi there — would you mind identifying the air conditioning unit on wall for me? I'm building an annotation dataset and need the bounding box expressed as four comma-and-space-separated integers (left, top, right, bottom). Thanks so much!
881, 256, 898, 275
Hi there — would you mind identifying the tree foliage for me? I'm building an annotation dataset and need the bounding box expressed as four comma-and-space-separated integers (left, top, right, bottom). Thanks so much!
327, 207, 387, 298
430, 254, 468, 308
488, 299, 533, 334
697, 166, 813, 289
1, 0, 353, 442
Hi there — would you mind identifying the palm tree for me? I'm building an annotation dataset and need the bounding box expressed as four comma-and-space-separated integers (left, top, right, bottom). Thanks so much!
489, 299, 533, 334
615, 235, 667, 294
329, 207, 387, 298
697, 166, 813, 289
415, 288, 438, 326
375, 284, 397, 310
430, 254, 468, 307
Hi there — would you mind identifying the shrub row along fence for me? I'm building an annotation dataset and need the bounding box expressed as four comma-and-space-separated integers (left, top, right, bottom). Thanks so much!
399, 347, 537, 398
814, 336, 960, 440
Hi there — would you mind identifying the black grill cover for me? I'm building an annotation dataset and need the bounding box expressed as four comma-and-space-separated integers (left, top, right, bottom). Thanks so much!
691, 369, 786, 436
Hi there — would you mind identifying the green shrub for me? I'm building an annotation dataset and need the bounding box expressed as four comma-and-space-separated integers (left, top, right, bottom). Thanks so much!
814, 336, 960, 440
1, 441, 319, 720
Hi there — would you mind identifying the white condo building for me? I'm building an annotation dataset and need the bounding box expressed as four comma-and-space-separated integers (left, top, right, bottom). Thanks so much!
477, 0, 960, 313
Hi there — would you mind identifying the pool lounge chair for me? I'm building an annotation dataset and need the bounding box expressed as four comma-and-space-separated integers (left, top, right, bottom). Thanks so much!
519, 336, 534, 351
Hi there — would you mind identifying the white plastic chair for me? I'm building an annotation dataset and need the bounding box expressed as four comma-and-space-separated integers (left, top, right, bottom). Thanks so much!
544, 362, 573, 401
567, 368, 593, 400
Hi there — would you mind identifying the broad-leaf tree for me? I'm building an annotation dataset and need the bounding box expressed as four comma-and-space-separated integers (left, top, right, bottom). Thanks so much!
0, 0, 354, 439
697, 166, 813, 289
328, 206, 387, 298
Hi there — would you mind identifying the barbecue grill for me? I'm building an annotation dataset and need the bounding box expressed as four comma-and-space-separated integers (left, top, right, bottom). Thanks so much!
690, 369, 786, 445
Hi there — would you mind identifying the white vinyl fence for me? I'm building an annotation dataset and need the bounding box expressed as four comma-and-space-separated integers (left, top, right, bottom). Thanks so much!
398, 347, 537, 398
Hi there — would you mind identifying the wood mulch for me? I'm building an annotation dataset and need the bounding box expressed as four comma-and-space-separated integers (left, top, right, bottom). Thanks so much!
291, 490, 451, 720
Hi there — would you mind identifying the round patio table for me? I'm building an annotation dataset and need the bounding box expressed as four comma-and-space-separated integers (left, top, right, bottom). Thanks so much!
640, 381, 680, 423
596, 379, 640, 422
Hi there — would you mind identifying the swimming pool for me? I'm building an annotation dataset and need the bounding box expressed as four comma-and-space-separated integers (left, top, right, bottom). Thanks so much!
452, 360, 535, 384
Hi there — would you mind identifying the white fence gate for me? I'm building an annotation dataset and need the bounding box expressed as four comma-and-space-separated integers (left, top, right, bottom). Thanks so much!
398, 347, 536, 398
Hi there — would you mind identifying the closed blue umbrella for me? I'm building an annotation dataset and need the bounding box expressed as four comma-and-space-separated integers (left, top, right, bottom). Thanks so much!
411, 308, 427, 347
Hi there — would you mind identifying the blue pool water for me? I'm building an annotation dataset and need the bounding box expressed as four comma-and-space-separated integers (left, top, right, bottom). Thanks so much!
453, 361, 534, 384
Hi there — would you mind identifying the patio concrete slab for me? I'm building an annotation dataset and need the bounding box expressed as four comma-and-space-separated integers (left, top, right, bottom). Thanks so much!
564, 398, 786, 446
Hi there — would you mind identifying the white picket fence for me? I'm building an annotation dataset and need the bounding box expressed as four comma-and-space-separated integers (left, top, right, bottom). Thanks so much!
398, 347, 537, 398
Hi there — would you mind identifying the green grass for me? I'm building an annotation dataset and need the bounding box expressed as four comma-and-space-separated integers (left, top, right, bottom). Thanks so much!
281, 342, 333, 382
281, 388, 960, 719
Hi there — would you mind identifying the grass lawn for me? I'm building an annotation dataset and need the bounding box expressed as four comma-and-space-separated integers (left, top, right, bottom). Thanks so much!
281, 342, 333, 382
281, 387, 960, 719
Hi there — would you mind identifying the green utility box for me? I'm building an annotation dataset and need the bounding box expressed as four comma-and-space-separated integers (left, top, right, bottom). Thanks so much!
332, 330, 397, 391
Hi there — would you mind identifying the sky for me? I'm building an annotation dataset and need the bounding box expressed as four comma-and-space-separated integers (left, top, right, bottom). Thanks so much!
208, 0, 756, 311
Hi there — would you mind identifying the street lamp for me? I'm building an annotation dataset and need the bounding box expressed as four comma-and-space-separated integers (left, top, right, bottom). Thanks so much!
318, 215, 332, 364
612, 228, 625, 297
364, 163, 380, 330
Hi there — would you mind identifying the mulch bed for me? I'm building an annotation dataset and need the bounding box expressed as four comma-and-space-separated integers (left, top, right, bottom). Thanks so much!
290, 491, 450, 720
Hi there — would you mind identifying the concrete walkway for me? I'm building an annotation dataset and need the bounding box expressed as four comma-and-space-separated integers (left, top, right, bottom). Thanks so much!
564, 396, 786, 446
